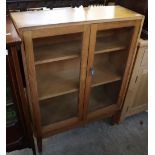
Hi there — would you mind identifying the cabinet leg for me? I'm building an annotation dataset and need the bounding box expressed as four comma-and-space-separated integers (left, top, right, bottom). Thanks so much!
112, 112, 125, 124
32, 146, 36, 155
37, 137, 42, 153
30, 139, 36, 155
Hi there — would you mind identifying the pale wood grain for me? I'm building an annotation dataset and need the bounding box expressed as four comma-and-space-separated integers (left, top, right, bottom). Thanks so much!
11, 6, 142, 30
121, 39, 148, 119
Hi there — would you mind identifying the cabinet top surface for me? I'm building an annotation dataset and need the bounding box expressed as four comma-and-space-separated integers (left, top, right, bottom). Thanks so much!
11, 5, 142, 30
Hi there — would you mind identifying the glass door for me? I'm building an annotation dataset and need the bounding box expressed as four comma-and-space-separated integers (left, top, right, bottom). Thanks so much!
34, 33, 82, 126
26, 25, 90, 132
84, 22, 136, 119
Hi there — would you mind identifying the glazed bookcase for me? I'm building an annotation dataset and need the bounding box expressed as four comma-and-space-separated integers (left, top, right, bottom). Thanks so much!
11, 6, 143, 152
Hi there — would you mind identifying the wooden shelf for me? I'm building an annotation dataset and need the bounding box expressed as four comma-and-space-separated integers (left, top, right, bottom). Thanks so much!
89, 81, 121, 112
95, 27, 133, 54
34, 41, 81, 65
36, 58, 80, 100
91, 54, 122, 87
92, 66, 121, 87
40, 92, 78, 126
95, 38, 126, 54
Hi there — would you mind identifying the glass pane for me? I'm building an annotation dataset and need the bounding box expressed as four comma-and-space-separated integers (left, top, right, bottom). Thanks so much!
6, 76, 17, 125
6, 80, 13, 105
33, 33, 83, 126
33, 33, 82, 65
35, 58, 80, 100
88, 27, 133, 112
92, 51, 128, 88
41, 92, 78, 126
95, 27, 133, 54
89, 81, 121, 112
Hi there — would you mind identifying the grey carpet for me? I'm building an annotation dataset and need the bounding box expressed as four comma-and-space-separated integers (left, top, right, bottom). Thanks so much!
7, 112, 148, 155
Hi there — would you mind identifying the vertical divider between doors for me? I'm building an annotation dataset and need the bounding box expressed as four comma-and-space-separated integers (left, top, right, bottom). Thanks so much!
79, 24, 91, 120
83, 24, 97, 120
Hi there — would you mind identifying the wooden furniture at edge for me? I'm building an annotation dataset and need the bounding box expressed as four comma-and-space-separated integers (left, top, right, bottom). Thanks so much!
6, 16, 36, 154
114, 39, 148, 122
10, 6, 144, 152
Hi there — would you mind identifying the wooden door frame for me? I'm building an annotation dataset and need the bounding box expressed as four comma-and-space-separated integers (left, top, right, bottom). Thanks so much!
41, 24, 91, 137
113, 19, 145, 123
21, 24, 90, 151
22, 30, 42, 152
83, 19, 143, 121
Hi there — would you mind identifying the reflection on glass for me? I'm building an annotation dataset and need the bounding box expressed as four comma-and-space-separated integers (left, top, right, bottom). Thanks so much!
6, 76, 17, 126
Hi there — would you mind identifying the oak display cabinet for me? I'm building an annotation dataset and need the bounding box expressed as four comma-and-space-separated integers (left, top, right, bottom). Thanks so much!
11, 6, 143, 152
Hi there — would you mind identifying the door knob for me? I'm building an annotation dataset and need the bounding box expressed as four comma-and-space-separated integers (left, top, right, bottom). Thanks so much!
90, 67, 95, 77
